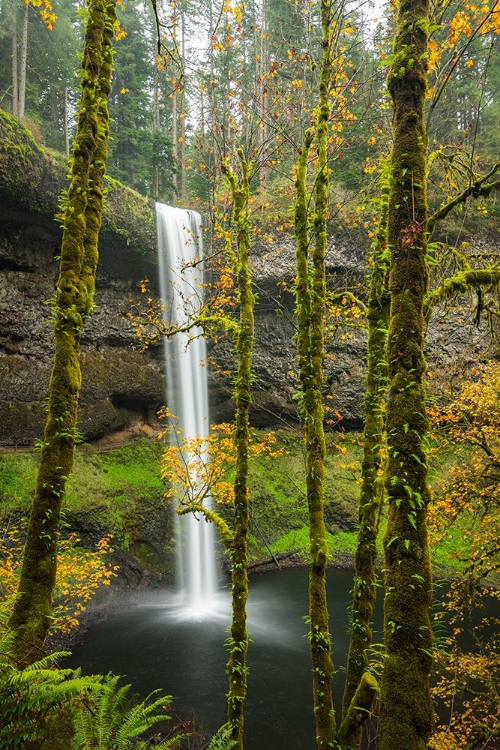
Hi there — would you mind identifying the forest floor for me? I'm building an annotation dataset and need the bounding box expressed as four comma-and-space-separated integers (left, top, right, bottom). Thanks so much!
0, 429, 465, 580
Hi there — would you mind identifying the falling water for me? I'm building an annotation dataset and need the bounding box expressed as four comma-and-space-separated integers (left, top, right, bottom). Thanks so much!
156, 203, 218, 617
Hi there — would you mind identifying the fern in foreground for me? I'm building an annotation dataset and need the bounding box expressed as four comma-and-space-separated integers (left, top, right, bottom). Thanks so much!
0, 614, 184, 749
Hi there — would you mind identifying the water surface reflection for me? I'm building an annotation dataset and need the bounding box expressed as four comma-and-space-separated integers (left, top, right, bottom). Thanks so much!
69, 567, 373, 749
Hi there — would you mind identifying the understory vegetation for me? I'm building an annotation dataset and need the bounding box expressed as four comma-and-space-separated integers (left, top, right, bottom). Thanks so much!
0, 430, 482, 580
1, 424, 498, 748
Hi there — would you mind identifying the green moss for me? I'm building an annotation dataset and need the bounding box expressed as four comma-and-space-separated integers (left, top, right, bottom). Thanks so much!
222, 151, 254, 749
7, 4, 118, 655
379, 0, 434, 741
0, 439, 170, 583
0, 432, 480, 580
341, 201, 389, 730
293, 4, 336, 740
270, 526, 358, 558
0, 109, 66, 213
130, 540, 167, 575
0, 108, 155, 258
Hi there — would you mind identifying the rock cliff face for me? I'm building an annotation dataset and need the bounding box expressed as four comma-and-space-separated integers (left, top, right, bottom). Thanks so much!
0, 205, 367, 443
0, 112, 497, 445
209, 231, 369, 430
0, 111, 163, 445
0, 209, 165, 445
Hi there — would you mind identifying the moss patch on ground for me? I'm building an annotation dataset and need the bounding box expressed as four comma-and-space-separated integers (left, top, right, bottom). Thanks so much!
0, 439, 167, 554
0, 431, 475, 575
245, 430, 362, 561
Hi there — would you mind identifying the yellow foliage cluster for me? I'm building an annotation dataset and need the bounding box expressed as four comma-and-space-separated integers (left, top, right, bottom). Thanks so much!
325, 291, 366, 344
159, 416, 284, 508
429, 361, 500, 534
428, 360, 500, 749
429, 645, 500, 749
427, 0, 500, 80
27, 0, 56, 30
0, 527, 117, 633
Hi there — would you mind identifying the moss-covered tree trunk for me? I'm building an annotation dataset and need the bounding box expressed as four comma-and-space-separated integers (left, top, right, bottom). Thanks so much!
294, 2, 336, 744
223, 151, 254, 750
8, 0, 115, 663
296, 134, 336, 750
339, 185, 390, 749
378, 0, 434, 746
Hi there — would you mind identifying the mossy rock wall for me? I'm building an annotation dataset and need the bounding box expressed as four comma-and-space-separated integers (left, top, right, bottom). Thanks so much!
0, 109, 156, 255
0, 109, 164, 446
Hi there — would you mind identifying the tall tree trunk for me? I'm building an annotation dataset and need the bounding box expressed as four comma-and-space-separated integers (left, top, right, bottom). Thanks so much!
178, 5, 186, 203
339, 182, 390, 749
12, 16, 18, 117
378, 0, 434, 746
223, 151, 254, 750
294, 3, 337, 746
18, 2, 28, 120
64, 84, 70, 157
172, 80, 178, 201
8, 0, 116, 664
152, 60, 160, 200
256, 0, 269, 184
169, 2, 178, 202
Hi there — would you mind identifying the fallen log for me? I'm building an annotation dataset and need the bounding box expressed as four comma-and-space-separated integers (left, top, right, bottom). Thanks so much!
247, 550, 299, 571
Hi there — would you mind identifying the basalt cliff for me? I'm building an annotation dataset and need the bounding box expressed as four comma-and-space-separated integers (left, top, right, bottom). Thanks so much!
0, 111, 495, 446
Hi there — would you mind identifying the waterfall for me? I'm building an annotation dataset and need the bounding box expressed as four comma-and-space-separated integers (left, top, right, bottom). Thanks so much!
156, 203, 218, 616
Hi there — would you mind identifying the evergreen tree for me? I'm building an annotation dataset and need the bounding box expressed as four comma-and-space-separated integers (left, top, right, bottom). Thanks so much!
30, 0, 81, 152
108, 1, 156, 195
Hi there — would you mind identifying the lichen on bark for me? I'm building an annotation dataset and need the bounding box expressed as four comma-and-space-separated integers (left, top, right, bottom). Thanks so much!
7, 0, 116, 662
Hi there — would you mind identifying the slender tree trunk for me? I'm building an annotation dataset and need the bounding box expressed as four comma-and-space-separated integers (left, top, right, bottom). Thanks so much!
378, 0, 434, 746
172, 80, 178, 201
8, 0, 116, 664
64, 85, 69, 157
338, 183, 390, 750
18, 2, 28, 120
152, 61, 160, 200
256, 0, 269, 184
200, 82, 205, 139
169, 4, 178, 202
179, 6, 186, 203
12, 16, 18, 117
223, 151, 254, 750
294, 6, 337, 745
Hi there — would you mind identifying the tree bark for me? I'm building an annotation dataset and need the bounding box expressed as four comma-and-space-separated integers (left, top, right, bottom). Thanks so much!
18, 2, 28, 120
64, 84, 70, 157
7, 0, 116, 664
378, 0, 434, 746
12, 16, 18, 117
340, 179, 390, 747
293, 3, 337, 740
223, 151, 254, 750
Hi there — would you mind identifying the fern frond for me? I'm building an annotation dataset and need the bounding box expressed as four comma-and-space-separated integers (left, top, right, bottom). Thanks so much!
73, 673, 182, 750
206, 724, 238, 750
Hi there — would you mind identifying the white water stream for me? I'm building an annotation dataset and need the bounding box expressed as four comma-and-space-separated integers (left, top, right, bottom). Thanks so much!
156, 203, 218, 617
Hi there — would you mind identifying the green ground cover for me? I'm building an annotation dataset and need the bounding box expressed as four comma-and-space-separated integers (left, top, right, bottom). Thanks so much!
0, 440, 165, 546
0, 430, 472, 577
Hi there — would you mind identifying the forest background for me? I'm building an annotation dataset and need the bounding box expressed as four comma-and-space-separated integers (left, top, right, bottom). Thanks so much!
2, 0, 500, 216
